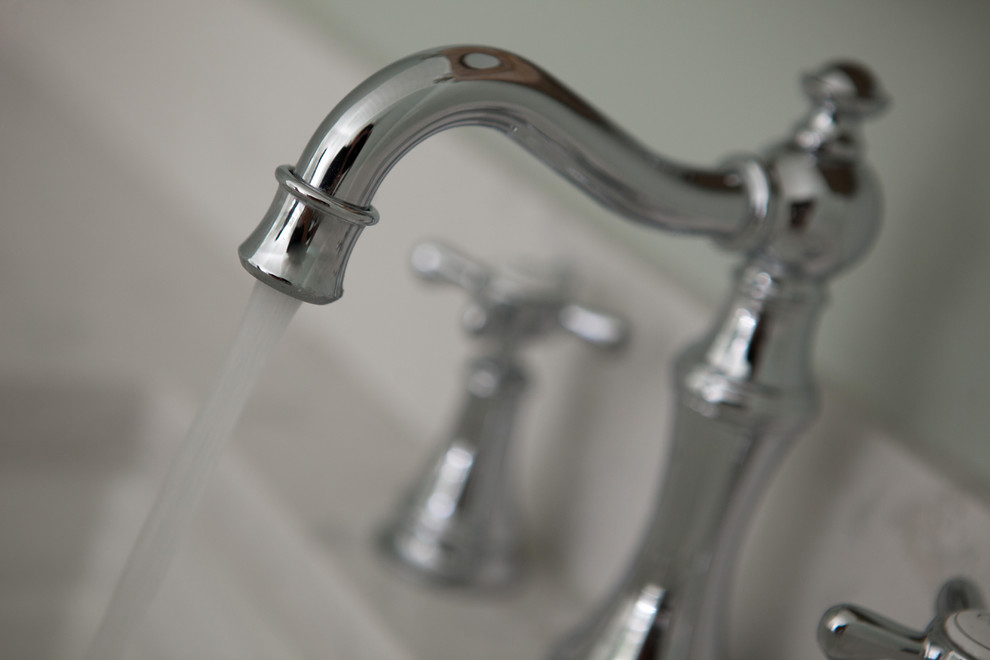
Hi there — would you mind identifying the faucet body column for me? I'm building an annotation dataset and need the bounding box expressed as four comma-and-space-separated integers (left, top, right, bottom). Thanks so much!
381, 355, 529, 587
551, 262, 823, 660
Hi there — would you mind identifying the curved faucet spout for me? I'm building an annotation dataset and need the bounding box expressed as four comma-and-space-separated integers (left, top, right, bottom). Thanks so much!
239, 45, 764, 303
297, 45, 755, 229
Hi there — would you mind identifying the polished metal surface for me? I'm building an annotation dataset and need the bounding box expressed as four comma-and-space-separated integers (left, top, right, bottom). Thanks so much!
378, 240, 627, 588
239, 48, 887, 659
819, 578, 990, 660
548, 60, 886, 660
238, 45, 767, 304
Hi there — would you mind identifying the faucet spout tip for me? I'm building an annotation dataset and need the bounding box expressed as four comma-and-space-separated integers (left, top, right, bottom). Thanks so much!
238, 165, 379, 305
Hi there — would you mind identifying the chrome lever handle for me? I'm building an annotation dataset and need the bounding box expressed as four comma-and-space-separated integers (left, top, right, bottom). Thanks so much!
818, 579, 990, 660
410, 239, 490, 293
818, 605, 925, 660
558, 303, 629, 350
410, 239, 629, 350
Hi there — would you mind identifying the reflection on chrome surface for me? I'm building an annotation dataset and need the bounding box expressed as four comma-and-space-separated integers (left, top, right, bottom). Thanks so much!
819, 578, 990, 660
377, 240, 629, 588
240, 47, 888, 659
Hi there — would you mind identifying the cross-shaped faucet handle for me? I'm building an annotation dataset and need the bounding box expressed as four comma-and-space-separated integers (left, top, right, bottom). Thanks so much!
410, 239, 629, 350
818, 578, 990, 660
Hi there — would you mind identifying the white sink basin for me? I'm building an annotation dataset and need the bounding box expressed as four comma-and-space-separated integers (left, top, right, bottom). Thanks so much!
0, 375, 410, 659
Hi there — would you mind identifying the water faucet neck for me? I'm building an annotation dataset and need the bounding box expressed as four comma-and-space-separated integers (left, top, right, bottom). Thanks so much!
239, 46, 769, 304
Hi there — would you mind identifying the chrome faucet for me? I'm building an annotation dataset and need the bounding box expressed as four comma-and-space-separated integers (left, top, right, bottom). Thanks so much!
239, 46, 888, 660
378, 240, 628, 588
818, 578, 990, 660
